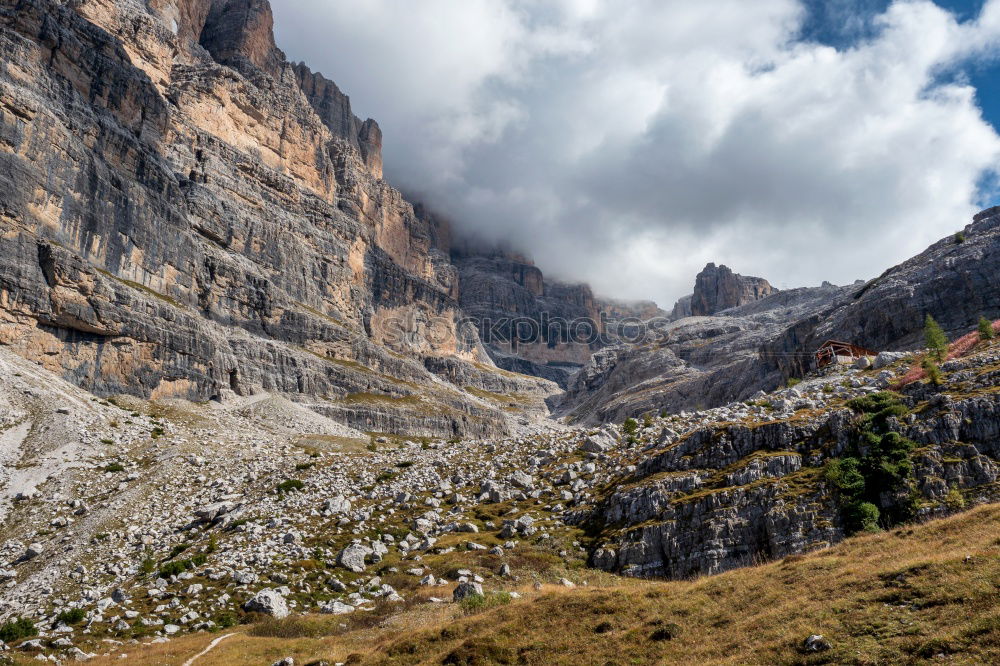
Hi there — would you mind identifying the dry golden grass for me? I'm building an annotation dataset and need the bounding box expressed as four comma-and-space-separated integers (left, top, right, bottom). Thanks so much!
34, 504, 1000, 666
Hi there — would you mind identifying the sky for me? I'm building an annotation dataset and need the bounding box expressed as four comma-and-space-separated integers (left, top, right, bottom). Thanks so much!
271, 0, 1000, 306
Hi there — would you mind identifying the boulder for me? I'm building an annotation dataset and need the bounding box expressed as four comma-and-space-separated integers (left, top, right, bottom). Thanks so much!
194, 501, 237, 522
320, 600, 355, 615
243, 589, 289, 619
509, 471, 534, 490
580, 432, 615, 453
453, 581, 483, 602
322, 496, 352, 514
336, 543, 372, 573
802, 635, 831, 652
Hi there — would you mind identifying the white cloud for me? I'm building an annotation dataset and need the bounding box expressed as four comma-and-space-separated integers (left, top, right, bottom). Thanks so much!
272, 0, 1000, 306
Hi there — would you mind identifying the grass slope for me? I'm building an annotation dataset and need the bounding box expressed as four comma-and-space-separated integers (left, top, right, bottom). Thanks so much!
67, 504, 999, 666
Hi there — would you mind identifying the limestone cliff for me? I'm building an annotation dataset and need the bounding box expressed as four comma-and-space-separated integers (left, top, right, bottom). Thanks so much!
0, 0, 555, 437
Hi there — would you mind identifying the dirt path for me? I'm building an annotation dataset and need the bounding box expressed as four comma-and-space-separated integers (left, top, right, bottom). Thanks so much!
179, 632, 240, 666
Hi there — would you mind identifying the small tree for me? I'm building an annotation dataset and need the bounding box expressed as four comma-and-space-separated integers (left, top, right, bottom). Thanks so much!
979, 316, 995, 342
922, 358, 942, 386
924, 314, 948, 362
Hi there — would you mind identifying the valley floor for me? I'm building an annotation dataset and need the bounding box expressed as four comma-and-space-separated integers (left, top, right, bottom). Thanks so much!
25, 503, 1000, 665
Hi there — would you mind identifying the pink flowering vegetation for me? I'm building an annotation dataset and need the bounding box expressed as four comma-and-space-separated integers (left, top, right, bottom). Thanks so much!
894, 318, 1000, 388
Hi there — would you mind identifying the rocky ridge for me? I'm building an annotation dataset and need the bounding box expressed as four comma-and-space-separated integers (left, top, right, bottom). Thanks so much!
558, 209, 1000, 424
558, 283, 852, 423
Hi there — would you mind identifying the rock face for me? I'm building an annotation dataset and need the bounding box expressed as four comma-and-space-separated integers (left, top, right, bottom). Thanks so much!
585, 361, 1000, 578
559, 284, 849, 423
292, 62, 383, 179
0, 0, 555, 437
453, 246, 607, 388
689, 263, 776, 316
669, 294, 693, 320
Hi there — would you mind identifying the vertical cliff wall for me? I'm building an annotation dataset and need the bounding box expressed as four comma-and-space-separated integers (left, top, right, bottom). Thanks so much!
0, 0, 556, 437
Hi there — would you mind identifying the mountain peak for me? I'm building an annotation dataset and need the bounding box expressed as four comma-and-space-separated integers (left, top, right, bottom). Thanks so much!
690, 262, 776, 316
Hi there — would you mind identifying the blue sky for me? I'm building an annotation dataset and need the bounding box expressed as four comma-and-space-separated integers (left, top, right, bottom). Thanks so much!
803, 0, 1000, 151
801, 0, 1000, 208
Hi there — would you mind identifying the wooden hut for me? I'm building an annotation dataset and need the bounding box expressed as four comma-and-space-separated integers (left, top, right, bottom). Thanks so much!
814, 340, 876, 369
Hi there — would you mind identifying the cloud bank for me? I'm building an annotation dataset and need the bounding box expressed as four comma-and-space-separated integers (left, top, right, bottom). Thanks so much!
272, 0, 1000, 305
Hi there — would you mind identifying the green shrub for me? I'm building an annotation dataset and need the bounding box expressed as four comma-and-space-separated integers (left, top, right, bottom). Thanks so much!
845, 501, 881, 532
787, 377, 802, 388
825, 458, 865, 496
104, 462, 125, 473
954, 231, 966, 244
945, 487, 966, 510
396, 461, 415, 469
459, 591, 512, 614
831, 392, 917, 533
216, 612, 238, 629
54, 608, 86, 626
158, 561, 186, 578
622, 418, 639, 436
294, 462, 314, 471
376, 471, 397, 483
846, 391, 909, 429
140, 557, 156, 575
158, 554, 206, 579
979, 316, 995, 341
0, 617, 36, 642
276, 479, 304, 493
922, 359, 942, 386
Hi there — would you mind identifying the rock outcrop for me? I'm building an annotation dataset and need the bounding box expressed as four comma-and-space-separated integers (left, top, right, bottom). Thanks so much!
689, 263, 776, 316
584, 352, 1000, 578
558, 284, 848, 422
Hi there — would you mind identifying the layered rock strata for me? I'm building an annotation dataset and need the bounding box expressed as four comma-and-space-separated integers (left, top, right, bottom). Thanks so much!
0, 0, 554, 437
